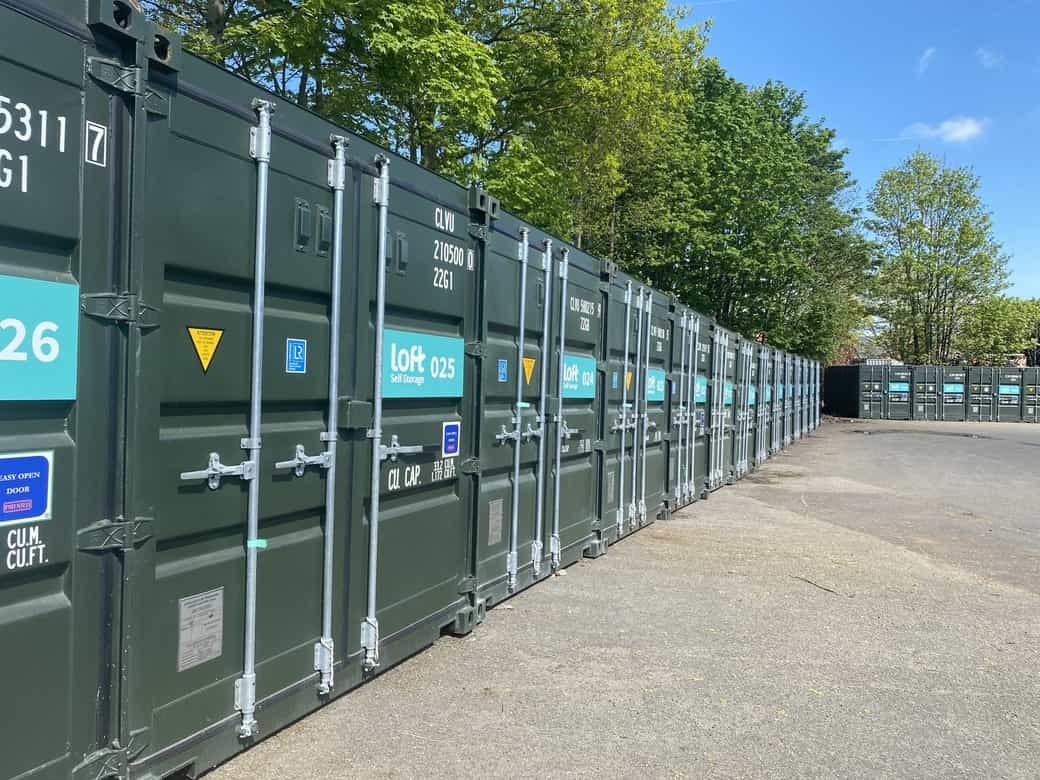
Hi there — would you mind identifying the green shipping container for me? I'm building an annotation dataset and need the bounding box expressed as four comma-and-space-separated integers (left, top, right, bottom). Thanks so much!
1, 3, 822, 778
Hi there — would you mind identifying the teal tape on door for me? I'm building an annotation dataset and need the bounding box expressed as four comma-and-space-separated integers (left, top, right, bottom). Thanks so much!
645, 368, 666, 402
562, 354, 596, 398
694, 375, 707, 403
748, 385, 757, 405
998, 385, 1020, 395
383, 328, 465, 398
889, 382, 910, 392
724, 382, 734, 406
0, 274, 79, 401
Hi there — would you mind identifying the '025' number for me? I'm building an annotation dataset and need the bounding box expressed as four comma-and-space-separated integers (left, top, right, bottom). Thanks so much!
0, 318, 60, 362
429, 355, 455, 379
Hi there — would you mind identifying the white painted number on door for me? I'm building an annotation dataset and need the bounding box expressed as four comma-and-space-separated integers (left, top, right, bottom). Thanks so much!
85, 121, 108, 168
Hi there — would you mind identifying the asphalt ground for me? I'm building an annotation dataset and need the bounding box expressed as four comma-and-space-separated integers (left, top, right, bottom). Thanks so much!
212, 419, 1040, 779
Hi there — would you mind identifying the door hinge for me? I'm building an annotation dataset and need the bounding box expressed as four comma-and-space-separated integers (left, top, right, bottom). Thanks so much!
460, 457, 481, 475
72, 745, 128, 780
81, 292, 159, 329
458, 575, 476, 594
78, 517, 154, 552
468, 223, 489, 242
88, 57, 143, 94
465, 341, 485, 358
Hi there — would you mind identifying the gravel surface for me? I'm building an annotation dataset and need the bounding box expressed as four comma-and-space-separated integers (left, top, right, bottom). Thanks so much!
211, 419, 1040, 779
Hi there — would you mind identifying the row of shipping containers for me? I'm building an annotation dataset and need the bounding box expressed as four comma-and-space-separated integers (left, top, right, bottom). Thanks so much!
824, 364, 1040, 422
0, 3, 822, 778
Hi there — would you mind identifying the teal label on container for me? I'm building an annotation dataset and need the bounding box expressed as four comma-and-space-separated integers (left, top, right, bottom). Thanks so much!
889, 382, 910, 392
645, 368, 666, 402
694, 375, 707, 403
749, 385, 757, 405
998, 385, 1020, 395
765, 385, 773, 402
383, 328, 464, 398
0, 275, 79, 401
724, 382, 734, 406
778, 384, 784, 400
943, 383, 965, 393
562, 354, 596, 398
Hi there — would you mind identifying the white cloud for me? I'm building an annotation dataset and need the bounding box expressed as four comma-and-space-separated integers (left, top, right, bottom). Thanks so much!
975, 47, 1003, 69
902, 116, 991, 143
917, 47, 937, 74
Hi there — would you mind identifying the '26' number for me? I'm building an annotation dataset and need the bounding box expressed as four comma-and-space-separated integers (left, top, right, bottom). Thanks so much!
0, 318, 60, 362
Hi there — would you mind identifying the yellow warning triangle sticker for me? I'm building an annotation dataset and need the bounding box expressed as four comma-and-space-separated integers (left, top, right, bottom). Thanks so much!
522, 357, 536, 384
625, 371, 633, 391
187, 327, 224, 373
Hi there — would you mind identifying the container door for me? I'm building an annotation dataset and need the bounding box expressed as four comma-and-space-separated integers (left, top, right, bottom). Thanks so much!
914, 367, 938, 420
997, 369, 1023, 422
692, 324, 710, 496
127, 63, 361, 765
476, 223, 551, 602
642, 295, 670, 521
1024, 369, 1039, 423
602, 278, 637, 539
887, 367, 912, 419
0, 9, 119, 778
942, 368, 967, 421
550, 251, 601, 562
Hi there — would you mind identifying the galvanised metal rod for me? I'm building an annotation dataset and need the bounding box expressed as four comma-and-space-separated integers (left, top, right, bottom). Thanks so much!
686, 316, 698, 500
616, 281, 632, 538
550, 248, 569, 568
628, 287, 644, 523
316, 135, 348, 695
639, 289, 652, 524
238, 98, 274, 738
362, 155, 390, 671
674, 312, 687, 504
532, 240, 553, 575
507, 230, 530, 591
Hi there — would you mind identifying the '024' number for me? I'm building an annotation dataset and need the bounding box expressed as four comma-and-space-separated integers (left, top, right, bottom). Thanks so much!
0, 318, 60, 362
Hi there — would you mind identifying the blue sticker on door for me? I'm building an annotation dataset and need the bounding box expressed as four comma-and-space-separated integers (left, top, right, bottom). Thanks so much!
0, 451, 53, 525
562, 354, 596, 398
0, 275, 79, 401
694, 375, 707, 403
383, 328, 465, 398
285, 338, 308, 374
645, 368, 666, 402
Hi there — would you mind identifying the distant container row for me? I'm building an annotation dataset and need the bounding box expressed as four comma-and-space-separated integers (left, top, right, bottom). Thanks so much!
824, 365, 1040, 422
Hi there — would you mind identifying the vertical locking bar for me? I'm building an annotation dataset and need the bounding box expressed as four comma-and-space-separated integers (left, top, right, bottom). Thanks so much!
532, 240, 553, 574
616, 281, 632, 538
639, 289, 652, 524
313, 135, 348, 694
686, 316, 699, 500
236, 98, 274, 738
550, 249, 570, 568
628, 288, 644, 524
362, 156, 390, 671
506, 230, 530, 591
674, 312, 687, 504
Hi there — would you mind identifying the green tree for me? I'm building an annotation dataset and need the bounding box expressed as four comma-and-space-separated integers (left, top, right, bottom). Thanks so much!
601, 60, 873, 360
867, 151, 1008, 364
954, 296, 1040, 364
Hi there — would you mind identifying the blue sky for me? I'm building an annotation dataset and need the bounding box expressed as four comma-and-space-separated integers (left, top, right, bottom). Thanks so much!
687, 0, 1040, 297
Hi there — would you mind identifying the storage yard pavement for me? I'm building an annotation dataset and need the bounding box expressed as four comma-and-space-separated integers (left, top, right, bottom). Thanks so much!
213, 419, 1040, 779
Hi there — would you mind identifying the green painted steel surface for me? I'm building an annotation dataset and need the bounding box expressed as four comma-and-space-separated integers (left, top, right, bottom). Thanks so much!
0, 3, 822, 778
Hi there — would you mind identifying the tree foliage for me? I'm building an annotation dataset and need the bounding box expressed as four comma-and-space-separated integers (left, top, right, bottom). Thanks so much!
143, 0, 876, 360
954, 296, 1040, 365
867, 151, 1008, 364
